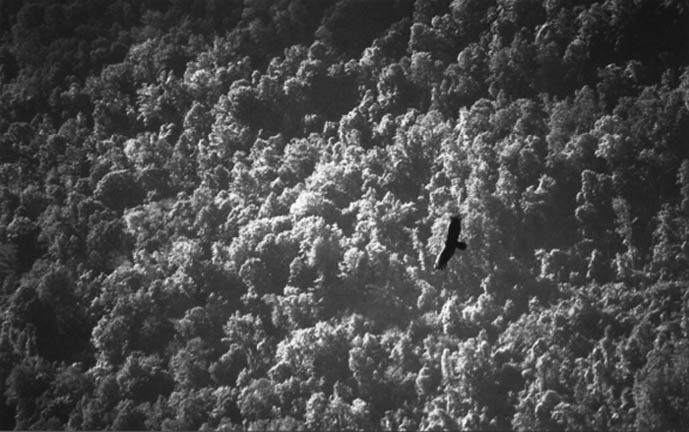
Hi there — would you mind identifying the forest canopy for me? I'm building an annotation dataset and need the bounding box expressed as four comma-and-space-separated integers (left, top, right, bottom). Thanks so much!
1, 0, 689, 430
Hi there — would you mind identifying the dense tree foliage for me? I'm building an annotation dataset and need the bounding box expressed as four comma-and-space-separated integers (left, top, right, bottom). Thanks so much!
1, 0, 688, 429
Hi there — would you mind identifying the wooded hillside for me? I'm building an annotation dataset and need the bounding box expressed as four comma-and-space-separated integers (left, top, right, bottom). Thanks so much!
1, 0, 689, 429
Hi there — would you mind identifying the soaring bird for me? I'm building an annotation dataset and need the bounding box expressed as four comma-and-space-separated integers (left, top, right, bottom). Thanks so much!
435, 215, 467, 270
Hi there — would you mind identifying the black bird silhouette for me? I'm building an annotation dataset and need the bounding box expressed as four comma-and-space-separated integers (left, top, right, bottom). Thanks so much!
435, 215, 467, 270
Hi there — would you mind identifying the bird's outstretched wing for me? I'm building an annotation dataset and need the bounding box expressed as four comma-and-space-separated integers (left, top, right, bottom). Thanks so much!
434, 244, 454, 270
446, 216, 461, 243
435, 215, 464, 270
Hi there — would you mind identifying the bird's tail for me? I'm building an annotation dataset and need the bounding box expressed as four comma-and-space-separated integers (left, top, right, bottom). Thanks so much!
455, 241, 467, 250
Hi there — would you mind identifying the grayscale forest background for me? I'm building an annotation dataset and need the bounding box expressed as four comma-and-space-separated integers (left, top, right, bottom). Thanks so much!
1, 0, 689, 430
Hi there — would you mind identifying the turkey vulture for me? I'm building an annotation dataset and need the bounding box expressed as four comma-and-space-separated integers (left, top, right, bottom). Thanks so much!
434, 215, 467, 270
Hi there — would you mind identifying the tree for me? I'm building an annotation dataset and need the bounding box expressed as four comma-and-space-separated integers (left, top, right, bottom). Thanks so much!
237, 378, 278, 422
273, 320, 351, 399
116, 352, 173, 403
4, 356, 54, 430
93, 169, 144, 212
650, 204, 687, 278
164, 388, 215, 430
5, 215, 42, 272
574, 170, 615, 251
319, 0, 414, 57
634, 341, 689, 431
